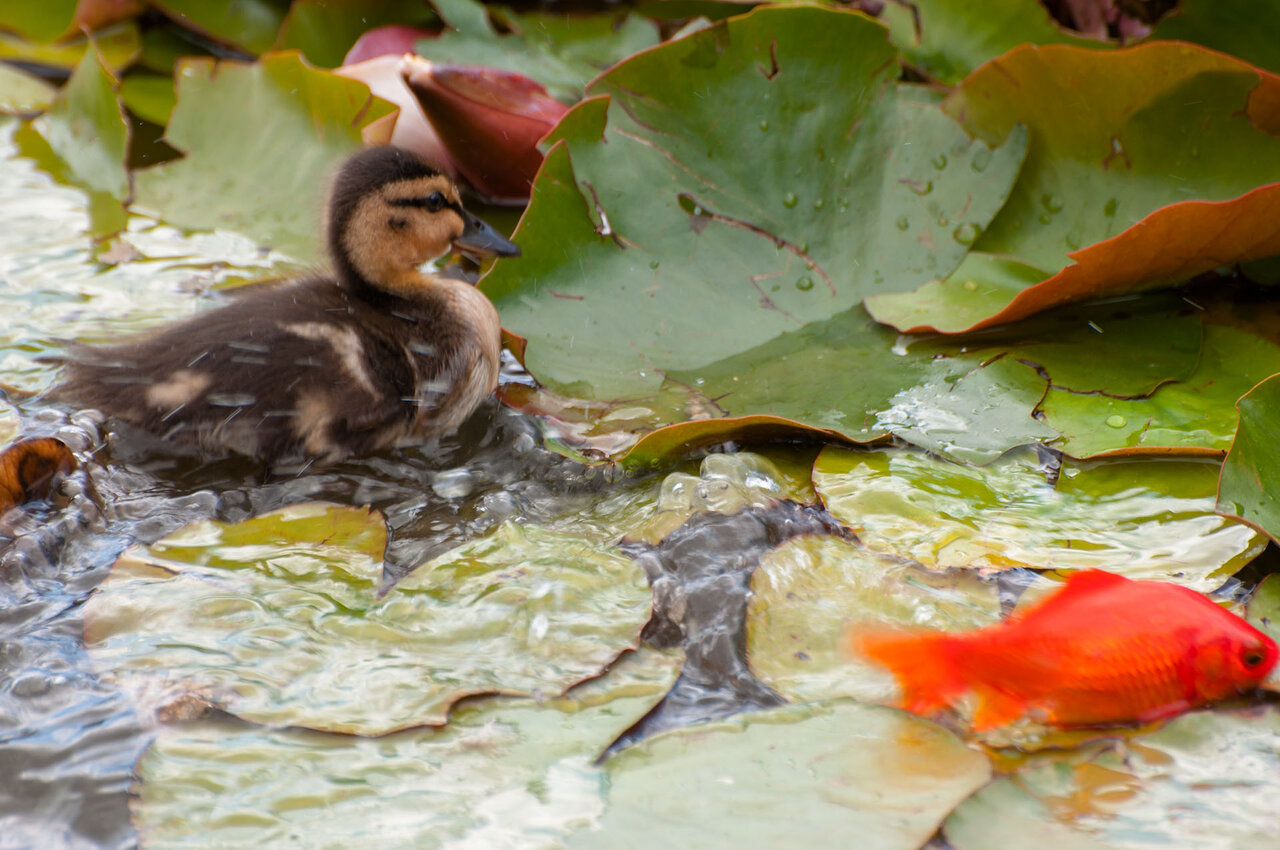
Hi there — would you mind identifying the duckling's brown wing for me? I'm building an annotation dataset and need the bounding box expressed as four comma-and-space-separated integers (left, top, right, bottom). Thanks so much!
51, 280, 420, 465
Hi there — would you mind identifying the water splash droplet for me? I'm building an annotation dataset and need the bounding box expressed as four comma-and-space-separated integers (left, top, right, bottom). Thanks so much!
758, 119, 769, 131
1106, 414, 1127, 428
1103, 198, 1117, 217
971, 148, 991, 172
895, 215, 910, 230
952, 222, 981, 245
783, 192, 798, 208
1041, 193, 1064, 213
932, 153, 947, 170
795, 276, 815, 291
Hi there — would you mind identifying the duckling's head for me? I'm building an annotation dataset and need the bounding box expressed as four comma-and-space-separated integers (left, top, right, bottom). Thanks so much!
328, 146, 519, 297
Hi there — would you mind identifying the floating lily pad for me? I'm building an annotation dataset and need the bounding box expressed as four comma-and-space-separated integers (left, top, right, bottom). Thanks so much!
745, 535, 1000, 704
1217, 373, 1280, 542
566, 700, 991, 850
1246, 574, 1280, 649
0, 23, 140, 73
882, 0, 1104, 85
1148, 0, 1280, 76
424, 0, 658, 102
23, 45, 130, 235
869, 42, 1280, 333
1043, 321, 1280, 458
813, 446, 1266, 590
0, 64, 56, 114
83, 503, 652, 734
945, 707, 1280, 850
150, 0, 286, 55
132, 649, 681, 849
275, 0, 437, 68
132, 52, 395, 261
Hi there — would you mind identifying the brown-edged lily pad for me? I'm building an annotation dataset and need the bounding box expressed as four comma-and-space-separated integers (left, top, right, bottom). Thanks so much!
83, 503, 652, 735
813, 446, 1266, 590
1217, 372, 1280, 543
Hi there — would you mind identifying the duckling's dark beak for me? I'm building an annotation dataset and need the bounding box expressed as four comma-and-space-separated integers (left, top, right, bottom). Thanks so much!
454, 210, 521, 260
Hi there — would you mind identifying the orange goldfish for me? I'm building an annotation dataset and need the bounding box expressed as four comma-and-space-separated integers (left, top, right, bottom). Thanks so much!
853, 570, 1278, 731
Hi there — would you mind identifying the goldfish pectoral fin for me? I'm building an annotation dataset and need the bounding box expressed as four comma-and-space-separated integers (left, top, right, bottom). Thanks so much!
1133, 699, 1193, 725
970, 688, 1028, 732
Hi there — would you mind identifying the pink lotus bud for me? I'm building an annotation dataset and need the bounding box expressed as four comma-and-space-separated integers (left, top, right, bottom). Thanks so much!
342, 25, 438, 66
403, 59, 569, 203
335, 55, 457, 177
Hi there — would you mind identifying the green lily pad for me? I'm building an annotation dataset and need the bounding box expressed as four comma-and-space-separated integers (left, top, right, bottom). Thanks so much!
0, 64, 56, 114
1218, 373, 1280, 542
745, 535, 1000, 704
870, 42, 1280, 333
945, 706, 1280, 850
1043, 321, 1280, 458
424, 0, 659, 103
150, 0, 286, 55
813, 445, 1266, 590
274, 0, 437, 68
0, 23, 139, 73
0, 1, 81, 43
83, 503, 652, 735
24, 45, 130, 234
566, 700, 992, 850
481, 6, 1030, 461
1246, 574, 1280, 648
1147, 0, 1280, 76
132, 52, 395, 261
118, 73, 175, 126
133, 649, 681, 849
883, 0, 1105, 85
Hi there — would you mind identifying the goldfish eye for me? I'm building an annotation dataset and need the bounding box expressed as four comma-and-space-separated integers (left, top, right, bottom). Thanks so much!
1242, 648, 1267, 668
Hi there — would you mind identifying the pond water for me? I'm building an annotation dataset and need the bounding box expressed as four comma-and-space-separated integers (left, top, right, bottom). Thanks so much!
0, 124, 822, 848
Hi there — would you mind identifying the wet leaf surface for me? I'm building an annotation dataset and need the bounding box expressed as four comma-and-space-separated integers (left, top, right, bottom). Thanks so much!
813, 446, 1265, 589
1217, 372, 1280, 542
83, 503, 651, 734
132, 649, 681, 849
945, 706, 1280, 850
871, 43, 1280, 332
0, 64, 57, 114
883, 0, 1104, 85
745, 535, 1000, 704
132, 52, 395, 261
424, 0, 659, 102
568, 700, 991, 850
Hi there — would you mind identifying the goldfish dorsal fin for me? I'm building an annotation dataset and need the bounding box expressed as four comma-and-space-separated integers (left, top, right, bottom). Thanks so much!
1015, 570, 1132, 619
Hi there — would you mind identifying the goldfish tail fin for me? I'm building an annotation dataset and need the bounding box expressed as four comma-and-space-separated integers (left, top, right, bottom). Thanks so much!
852, 627, 966, 717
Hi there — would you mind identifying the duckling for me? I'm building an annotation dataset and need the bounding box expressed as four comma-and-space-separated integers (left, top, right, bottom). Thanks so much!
50, 146, 520, 467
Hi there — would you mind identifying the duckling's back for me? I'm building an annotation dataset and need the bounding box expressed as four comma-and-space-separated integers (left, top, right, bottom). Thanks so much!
52, 275, 499, 466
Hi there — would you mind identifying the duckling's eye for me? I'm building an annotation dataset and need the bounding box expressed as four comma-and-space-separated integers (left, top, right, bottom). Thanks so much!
425, 191, 446, 212
1242, 648, 1267, 668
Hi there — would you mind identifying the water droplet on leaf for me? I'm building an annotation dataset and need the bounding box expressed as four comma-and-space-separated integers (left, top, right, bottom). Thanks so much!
795, 276, 814, 291
971, 148, 991, 172
649, 260, 660, 270
895, 215, 909, 230
759, 120, 769, 131
1106, 414, 1127, 428
1065, 232, 1081, 250
1039, 213, 1052, 224
783, 192, 798, 208
936, 215, 949, 227
932, 153, 947, 169
1104, 198, 1117, 217
963, 279, 978, 291
813, 198, 824, 210
1041, 193, 1064, 213
952, 222, 981, 245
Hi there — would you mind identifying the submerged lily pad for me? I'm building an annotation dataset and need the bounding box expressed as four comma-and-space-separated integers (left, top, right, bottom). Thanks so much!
132, 52, 395, 261
567, 700, 991, 850
1217, 373, 1280, 542
745, 535, 1000, 704
83, 503, 651, 734
132, 649, 681, 849
813, 446, 1266, 590
945, 707, 1280, 850
870, 42, 1280, 333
